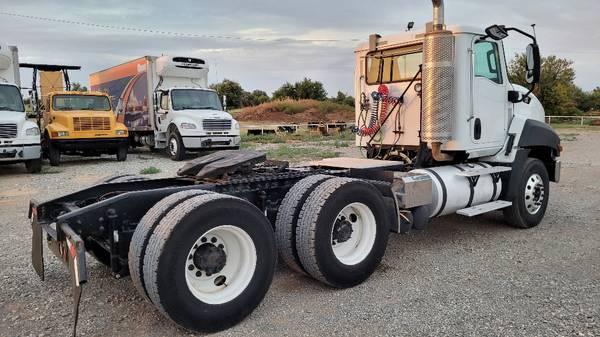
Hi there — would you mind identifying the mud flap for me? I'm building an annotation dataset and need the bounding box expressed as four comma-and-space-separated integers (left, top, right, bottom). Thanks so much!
30, 201, 88, 336
30, 204, 44, 280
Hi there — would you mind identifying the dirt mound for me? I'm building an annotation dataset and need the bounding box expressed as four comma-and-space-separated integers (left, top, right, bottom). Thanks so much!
235, 99, 354, 123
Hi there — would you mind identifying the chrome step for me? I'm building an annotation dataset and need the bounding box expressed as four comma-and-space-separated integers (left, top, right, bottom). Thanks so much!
455, 166, 511, 178
456, 200, 512, 217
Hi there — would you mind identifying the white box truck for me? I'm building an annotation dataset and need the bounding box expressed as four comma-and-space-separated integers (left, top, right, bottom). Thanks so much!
0, 44, 42, 173
90, 56, 241, 161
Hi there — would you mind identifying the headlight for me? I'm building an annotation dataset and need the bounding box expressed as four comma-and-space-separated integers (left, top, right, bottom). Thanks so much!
25, 127, 40, 136
57, 131, 69, 137
116, 130, 128, 136
180, 123, 197, 130
233, 121, 240, 130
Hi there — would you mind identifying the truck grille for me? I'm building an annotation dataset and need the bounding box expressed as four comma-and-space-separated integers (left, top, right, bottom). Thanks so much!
73, 117, 111, 131
0, 123, 18, 138
203, 119, 232, 131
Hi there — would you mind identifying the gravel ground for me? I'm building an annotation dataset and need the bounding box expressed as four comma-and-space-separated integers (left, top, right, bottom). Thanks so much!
0, 132, 599, 337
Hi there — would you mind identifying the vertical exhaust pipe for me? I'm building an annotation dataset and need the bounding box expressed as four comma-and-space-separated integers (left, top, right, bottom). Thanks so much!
422, 0, 454, 162
432, 0, 445, 30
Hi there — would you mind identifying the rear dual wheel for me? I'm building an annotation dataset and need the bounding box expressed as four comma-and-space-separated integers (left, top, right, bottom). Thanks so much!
277, 177, 390, 288
129, 192, 276, 333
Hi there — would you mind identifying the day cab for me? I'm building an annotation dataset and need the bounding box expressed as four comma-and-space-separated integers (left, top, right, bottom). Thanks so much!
43, 91, 129, 165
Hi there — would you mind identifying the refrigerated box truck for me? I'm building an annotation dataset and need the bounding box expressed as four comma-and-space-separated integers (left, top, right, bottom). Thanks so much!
89, 56, 241, 161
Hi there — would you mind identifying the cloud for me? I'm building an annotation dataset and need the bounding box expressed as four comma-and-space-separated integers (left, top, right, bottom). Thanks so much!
1, 0, 598, 97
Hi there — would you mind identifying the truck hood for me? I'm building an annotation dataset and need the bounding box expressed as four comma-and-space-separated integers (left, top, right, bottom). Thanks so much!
0, 110, 26, 123
175, 109, 234, 121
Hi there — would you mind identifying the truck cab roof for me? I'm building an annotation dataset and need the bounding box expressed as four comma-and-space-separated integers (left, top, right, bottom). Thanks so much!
355, 25, 486, 52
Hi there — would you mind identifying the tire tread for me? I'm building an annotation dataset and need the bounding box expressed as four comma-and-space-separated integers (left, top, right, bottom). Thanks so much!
275, 174, 333, 274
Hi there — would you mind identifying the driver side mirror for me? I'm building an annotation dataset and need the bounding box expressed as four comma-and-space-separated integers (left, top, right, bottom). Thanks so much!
160, 93, 170, 111
526, 43, 541, 84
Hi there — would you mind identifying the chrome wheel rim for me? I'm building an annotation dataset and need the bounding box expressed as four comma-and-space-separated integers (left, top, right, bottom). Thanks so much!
524, 173, 545, 215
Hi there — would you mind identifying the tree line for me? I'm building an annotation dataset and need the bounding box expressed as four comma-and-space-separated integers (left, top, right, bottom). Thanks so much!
209, 78, 355, 110
508, 54, 599, 116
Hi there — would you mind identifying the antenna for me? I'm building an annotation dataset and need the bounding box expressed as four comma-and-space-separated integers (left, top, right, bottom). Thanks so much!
531, 24, 537, 40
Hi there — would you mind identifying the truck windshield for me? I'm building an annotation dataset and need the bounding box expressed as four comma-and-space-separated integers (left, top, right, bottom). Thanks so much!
171, 89, 223, 111
0, 85, 25, 112
52, 95, 111, 111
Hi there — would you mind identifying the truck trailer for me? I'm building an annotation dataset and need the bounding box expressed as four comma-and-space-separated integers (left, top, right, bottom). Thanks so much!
89, 56, 241, 161
28, 1, 561, 335
0, 44, 42, 173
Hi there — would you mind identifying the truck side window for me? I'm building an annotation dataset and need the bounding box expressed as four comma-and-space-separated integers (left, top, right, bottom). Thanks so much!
474, 41, 503, 84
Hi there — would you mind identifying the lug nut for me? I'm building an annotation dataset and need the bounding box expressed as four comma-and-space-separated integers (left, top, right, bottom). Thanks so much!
188, 265, 194, 271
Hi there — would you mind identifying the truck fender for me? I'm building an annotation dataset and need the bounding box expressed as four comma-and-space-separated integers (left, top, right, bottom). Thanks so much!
518, 119, 560, 153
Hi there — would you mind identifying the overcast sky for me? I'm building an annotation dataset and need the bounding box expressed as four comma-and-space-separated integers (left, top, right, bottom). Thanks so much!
1, 0, 598, 96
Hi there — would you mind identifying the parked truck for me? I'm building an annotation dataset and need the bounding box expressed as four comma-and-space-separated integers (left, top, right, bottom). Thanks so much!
28, 1, 561, 335
21, 64, 130, 166
0, 44, 42, 173
89, 56, 241, 161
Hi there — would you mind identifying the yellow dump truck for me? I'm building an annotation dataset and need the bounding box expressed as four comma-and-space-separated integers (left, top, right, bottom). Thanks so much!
21, 63, 129, 166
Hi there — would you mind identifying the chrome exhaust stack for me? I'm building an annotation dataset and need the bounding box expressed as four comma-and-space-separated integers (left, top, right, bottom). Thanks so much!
432, 0, 445, 30
422, 0, 454, 162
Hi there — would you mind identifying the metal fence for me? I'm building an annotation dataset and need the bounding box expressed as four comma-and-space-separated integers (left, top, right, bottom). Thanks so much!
546, 115, 600, 126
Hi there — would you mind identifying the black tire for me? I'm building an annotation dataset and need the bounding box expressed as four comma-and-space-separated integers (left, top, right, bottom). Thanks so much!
503, 158, 550, 229
143, 194, 277, 333
48, 142, 61, 166
168, 131, 186, 161
275, 174, 334, 274
25, 158, 42, 173
296, 178, 390, 288
116, 145, 128, 162
129, 190, 213, 302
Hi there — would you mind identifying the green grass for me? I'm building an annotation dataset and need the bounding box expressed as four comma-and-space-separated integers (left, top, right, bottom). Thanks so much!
140, 166, 161, 175
242, 130, 355, 144
40, 167, 64, 174
266, 145, 339, 161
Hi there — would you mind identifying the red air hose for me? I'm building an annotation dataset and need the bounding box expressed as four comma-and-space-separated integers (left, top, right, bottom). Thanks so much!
358, 84, 391, 136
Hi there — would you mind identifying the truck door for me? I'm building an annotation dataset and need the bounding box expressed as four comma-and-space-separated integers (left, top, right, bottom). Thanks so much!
156, 91, 170, 133
471, 39, 508, 147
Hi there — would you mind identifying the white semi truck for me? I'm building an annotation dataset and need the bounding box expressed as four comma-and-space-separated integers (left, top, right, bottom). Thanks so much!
0, 44, 42, 173
90, 56, 241, 161
29, 0, 561, 335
